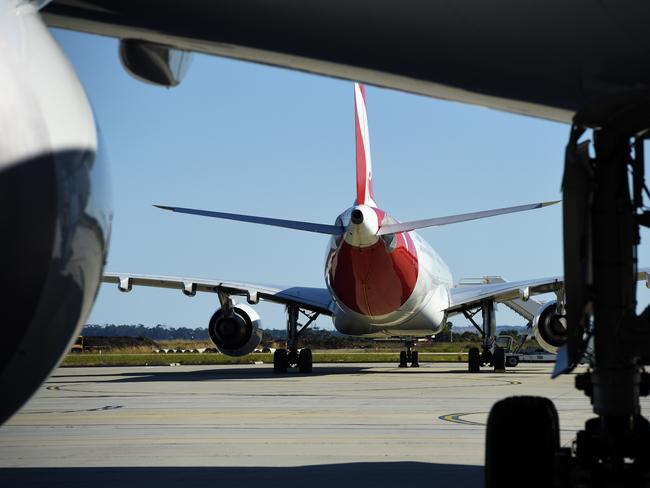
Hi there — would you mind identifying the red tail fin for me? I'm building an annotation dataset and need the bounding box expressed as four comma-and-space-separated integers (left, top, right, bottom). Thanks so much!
355, 83, 376, 207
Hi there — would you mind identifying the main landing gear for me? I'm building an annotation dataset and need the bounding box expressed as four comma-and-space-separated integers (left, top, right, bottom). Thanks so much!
486, 112, 650, 486
273, 305, 319, 374
398, 340, 419, 368
463, 300, 505, 373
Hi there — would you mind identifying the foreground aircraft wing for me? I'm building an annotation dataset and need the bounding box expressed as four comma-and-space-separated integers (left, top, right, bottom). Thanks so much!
102, 272, 334, 315
446, 268, 650, 315
41, 2, 650, 124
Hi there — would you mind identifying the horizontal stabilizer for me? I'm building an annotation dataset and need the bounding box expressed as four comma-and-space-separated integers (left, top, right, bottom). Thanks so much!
377, 200, 559, 235
154, 205, 344, 235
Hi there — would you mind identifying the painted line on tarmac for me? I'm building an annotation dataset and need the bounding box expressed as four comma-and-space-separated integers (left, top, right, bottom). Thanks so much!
438, 412, 485, 426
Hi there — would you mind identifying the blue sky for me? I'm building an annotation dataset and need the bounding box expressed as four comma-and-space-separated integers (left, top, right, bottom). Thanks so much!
53, 29, 650, 332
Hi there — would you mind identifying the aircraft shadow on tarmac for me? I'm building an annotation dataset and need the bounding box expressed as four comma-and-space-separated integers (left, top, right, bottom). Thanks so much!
0, 462, 482, 488
49, 364, 553, 383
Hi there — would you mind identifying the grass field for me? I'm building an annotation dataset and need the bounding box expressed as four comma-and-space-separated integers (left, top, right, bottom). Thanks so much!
61, 351, 467, 367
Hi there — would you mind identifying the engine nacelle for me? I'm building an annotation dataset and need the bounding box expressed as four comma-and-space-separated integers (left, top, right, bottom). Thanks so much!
208, 303, 263, 357
119, 39, 193, 87
533, 300, 568, 353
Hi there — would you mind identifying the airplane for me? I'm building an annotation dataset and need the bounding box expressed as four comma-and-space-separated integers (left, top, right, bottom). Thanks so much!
4, 1, 650, 484
102, 83, 624, 375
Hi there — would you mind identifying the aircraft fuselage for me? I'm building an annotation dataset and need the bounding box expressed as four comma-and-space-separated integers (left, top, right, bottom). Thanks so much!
326, 204, 452, 338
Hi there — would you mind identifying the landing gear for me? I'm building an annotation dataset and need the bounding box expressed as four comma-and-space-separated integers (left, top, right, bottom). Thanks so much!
485, 396, 559, 488
486, 115, 650, 485
399, 351, 407, 368
398, 340, 419, 367
468, 347, 480, 373
463, 300, 504, 372
297, 348, 313, 373
273, 348, 288, 373
492, 347, 505, 372
273, 305, 319, 374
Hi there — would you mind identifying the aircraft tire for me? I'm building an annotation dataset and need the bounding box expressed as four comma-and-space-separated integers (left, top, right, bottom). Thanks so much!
410, 351, 419, 367
468, 347, 480, 373
399, 351, 408, 368
493, 347, 505, 371
273, 348, 288, 374
485, 396, 559, 488
298, 348, 313, 373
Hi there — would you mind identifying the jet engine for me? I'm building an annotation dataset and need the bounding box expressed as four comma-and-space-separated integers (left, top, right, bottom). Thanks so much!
208, 303, 263, 356
533, 300, 568, 353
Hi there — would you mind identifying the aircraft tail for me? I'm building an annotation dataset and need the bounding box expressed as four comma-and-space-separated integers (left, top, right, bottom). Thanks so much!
355, 83, 376, 207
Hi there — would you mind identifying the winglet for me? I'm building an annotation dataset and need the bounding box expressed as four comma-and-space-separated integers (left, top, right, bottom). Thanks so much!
153, 204, 174, 211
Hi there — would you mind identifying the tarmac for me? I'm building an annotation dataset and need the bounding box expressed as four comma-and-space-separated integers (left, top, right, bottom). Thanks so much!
2, 361, 644, 487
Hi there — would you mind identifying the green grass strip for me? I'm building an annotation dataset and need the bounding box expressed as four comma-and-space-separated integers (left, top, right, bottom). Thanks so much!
61, 352, 465, 367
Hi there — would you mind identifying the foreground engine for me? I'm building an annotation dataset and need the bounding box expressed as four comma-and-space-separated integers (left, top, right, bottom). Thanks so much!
208, 303, 263, 356
533, 300, 568, 353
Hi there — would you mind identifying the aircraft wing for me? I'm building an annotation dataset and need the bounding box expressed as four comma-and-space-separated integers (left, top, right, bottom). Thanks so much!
102, 272, 334, 316
446, 268, 650, 316
42, 1, 650, 124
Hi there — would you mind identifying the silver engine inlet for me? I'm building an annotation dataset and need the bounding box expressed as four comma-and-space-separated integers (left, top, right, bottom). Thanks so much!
533, 300, 568, 353
208, 303, 262, 356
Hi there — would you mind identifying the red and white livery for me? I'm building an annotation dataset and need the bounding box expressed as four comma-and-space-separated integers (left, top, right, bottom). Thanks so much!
105, 83, 648, 370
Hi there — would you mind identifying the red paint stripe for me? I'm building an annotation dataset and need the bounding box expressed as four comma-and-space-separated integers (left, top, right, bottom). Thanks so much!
355, 120, 366, 204
355, 85, 367, 205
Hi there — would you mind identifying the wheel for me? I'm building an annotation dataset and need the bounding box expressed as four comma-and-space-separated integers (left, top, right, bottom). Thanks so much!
399, 351, 408, 367
468, 347, 480, 373
505, 355, 519, 367
410, 351, 419, 368
298, 348, 313, 373
273, 348, 288, 374
485, 396, 559, 488
493, 347, 505, 371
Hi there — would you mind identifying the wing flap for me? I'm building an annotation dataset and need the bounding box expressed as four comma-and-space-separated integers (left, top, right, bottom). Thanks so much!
102, 272, 333, 315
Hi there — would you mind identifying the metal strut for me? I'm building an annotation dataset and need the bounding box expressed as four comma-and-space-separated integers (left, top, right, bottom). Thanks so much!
558, 123, 650, 485
462, 308, 485, 338
286, 306, 319, 352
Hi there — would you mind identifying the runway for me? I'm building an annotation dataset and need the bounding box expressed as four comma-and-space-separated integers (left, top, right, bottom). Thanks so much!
1, 362, 639, 487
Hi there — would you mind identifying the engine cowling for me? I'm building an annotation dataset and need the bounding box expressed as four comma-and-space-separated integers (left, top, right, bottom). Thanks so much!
533, 300, 568, 353
208, 303, 262, 356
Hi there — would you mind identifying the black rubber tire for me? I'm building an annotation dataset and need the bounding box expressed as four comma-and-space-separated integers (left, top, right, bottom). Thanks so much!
493, 347, 505, 371
273, 348, 288, 374
468, 347, 480, 373
506, 355, 519, 367
485, 396, 559, 488
298, 348, 313, 373
399, 351, 408, 368
410, 351, 419, 367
